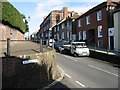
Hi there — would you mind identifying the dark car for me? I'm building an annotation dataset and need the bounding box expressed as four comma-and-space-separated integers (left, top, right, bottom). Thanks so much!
54, 42, 64, 52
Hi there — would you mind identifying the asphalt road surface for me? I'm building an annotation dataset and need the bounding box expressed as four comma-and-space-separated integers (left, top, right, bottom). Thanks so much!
53, 53, 119, 89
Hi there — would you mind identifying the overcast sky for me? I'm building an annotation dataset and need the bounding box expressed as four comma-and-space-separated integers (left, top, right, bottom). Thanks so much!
8, 0, 106, 35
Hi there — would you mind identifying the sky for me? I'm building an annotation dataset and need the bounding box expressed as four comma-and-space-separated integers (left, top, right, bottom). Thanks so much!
8, 0, 106, 35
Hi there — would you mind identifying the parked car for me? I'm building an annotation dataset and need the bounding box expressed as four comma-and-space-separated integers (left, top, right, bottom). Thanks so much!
54, 42, 64, 52
63, 42, 90, 57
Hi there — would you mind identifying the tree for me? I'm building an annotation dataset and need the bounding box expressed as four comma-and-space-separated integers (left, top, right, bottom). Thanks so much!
21, 14, 29, 32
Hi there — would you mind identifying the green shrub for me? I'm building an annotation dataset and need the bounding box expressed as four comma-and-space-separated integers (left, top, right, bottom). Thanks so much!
1, 1, 27, 33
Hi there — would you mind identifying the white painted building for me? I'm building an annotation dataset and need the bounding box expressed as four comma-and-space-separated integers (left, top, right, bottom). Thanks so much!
114, 9, 120, 51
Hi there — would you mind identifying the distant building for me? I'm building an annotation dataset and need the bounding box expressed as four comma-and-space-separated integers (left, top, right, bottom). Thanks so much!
52, 14, 79, 43
37, 6, 78, 45
30, 32, 37, 41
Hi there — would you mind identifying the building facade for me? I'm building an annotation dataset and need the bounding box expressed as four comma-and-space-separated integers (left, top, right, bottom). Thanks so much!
52, 14, 79, 43
76, 1, 119, 49
113, 7, 120, 51
37, 6, 78, 45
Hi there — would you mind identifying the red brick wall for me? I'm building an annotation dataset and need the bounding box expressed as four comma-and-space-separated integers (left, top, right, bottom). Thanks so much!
0, 24, 25, 40
76, 6, 109, 48
2, 57, 20, 77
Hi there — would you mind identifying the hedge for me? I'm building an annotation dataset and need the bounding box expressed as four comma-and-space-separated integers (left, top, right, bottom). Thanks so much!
1, 1, 27, 33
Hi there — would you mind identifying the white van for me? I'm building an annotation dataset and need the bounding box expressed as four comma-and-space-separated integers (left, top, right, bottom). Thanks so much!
63, 42, 90, 57
70, 42, 90, 56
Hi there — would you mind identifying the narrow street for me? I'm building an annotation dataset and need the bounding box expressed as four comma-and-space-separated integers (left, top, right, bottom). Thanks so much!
1, 1, 120, 90
53, 53, 119, 88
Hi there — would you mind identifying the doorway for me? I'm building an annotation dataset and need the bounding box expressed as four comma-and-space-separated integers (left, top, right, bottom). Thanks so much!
88, 29, 95, 46
110, 36, 114, 50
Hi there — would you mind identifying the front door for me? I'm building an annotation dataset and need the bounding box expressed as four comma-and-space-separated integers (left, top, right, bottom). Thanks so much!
110, 36, 114, 50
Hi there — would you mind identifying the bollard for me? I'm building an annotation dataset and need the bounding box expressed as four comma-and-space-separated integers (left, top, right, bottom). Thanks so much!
7, 38, 10, 56
52, 39, 54, 50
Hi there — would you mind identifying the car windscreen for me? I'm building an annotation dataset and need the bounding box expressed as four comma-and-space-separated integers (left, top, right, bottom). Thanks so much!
72, 43, 87, 48
55, 43, 62, 47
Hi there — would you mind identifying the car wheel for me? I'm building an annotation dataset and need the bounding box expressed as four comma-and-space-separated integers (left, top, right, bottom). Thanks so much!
73, 53, 77, 57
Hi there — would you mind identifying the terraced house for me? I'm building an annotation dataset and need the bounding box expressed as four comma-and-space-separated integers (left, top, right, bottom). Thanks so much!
76, 1, 120, 50
52, 13, 79, 43
37, 7, 78, 45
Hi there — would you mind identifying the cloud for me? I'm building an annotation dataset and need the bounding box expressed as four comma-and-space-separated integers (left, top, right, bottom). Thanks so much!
33, 0, 65, 22
28, 0, 65, 34
69, 5, 97, 14
26, 0, 106, 34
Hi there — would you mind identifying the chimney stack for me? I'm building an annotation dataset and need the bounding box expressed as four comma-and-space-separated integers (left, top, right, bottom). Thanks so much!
63, 6, 68, 19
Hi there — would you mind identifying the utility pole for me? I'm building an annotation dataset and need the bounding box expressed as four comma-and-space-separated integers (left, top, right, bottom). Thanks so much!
28, 16, 30, 40
7, 38, 10, 56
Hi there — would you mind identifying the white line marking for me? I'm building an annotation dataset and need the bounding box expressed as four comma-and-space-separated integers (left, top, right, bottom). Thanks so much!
89, 65, 119, 77
74, 60, 77, 61
65, 74, 71, 78
75, 81, 85, 87
62, 55, 78, 61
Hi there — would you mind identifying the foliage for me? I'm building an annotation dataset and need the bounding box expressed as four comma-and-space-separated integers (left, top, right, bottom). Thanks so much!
1, 1, 28, 33
21, 14, 29, 32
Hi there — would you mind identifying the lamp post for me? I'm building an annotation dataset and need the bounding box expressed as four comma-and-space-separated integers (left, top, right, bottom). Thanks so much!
48, 28, 52, 46
72, 19, 75, 42
28, 16, 30, 40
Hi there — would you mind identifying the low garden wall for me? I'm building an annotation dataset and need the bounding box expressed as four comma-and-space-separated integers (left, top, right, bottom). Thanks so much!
2, 49, 59, 88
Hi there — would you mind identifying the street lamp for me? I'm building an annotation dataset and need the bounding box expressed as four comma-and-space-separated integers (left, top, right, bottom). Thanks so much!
48, 28, 52, 46
28, 16, 30, 40
72, 19, 75, 42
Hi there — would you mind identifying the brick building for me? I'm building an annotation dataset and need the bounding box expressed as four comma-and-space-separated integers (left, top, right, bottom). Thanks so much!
76, 1, 119, 49
37, 7, 78, 45
52, 14, 79, 43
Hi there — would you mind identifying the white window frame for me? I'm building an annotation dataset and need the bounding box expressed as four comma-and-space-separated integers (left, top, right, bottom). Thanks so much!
98, 40, 103, 48
73, 34, 76, 41
57, 26, 59, 31
83, 31, 86, 40
54, 34, 57, 39
54, 27, 56, 32
67, 21, 69, 27
62, 32, 64, 39
86, 16, 90, 25
67, 31, 69, 39
46, 33, 48, 37
98, 25, 103, 37
62, 23, 64, 29
57, 34, 59, 40
70, 32, 72, 40
42, 33, 43, 37
97, 11, 102, 21
78, 19, 81, 27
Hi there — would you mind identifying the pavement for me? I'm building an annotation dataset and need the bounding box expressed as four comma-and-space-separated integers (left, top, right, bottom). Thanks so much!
54, 53, 119, 88
89, 47, 120, 56
0, 41, 51, 57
